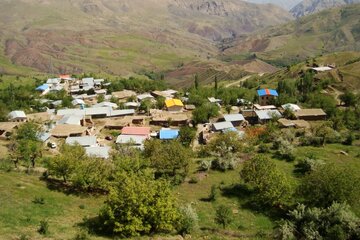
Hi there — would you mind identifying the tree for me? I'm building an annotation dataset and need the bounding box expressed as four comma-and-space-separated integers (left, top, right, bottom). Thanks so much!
192, 103, 219, 124
194, 74, 199, 90
156, 96, 166, 109
11, 121, 42, 168
215, 205, 233, 229
178, 126, 196, 147
339, 91, 357, 107
299, 163, 360, 208
48, 144, 85, 183
274, 203, 360, 240
214, 75, 218, 92
178, 204, 199, 235
97, 94, 105, 103
99, 171, 180, 237
139, 99, 153, 115
241, 155, 293, 207
144, 139, 190, 184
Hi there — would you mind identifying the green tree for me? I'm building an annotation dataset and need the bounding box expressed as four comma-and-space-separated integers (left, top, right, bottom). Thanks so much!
214, 75, 218, 92
97, 94, 105, 103
178, 126, 196, 147
178, 204, 199, 235
241, 155, 293, 207
156, 96, 166, 109
299, 163, 360, 207
144, 139, 190, 184
215, 205, 233, 229
275, 203, 360, 240
99, 171, 180, 237
192, 103, 219, 124
339, 91, 357, 107
139, 99, 153, 115
194, 74, 199, 90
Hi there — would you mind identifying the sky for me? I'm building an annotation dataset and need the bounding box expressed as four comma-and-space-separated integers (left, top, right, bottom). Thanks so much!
243, 0, 303, 10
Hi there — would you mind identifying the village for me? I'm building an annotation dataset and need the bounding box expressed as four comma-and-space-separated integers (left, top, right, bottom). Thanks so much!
0, 74, 328, 159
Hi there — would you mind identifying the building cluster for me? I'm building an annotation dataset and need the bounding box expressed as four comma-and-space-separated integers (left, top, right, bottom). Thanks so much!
0, 75, 328, 159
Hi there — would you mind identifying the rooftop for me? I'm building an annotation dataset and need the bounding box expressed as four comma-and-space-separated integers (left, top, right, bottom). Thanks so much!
294, 109, 327, 117
116, 135, 147, 145
85, 146, 111, 159
165, 99, 184, 108
223, 114, 245, 122
257, 89, 278, 97
8, 111, 27, 119
122, 127, 151, 136
213, 122, 234, 131
255, 110, 282, 120
159, 129, 179, 140
66, 136, 97, 147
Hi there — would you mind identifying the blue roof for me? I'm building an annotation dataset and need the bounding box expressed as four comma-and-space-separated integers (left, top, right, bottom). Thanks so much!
36, 84, 50, 91
257, 89, 278, 97
159, 129, 179, 140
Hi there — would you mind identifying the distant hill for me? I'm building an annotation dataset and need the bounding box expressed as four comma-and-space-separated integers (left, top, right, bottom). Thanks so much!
0, 0, 292, 78
290, 0, 360, 17
244, 0, 302, 10
222, 4, 360, 67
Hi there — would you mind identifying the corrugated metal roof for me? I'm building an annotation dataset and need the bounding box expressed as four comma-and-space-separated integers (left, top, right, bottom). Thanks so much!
110, 109, 135, 117
92, 102, 118, 109
165, 99, 184, 108
72, 99, 85, 106
66, 136, 97, 147
85, 146, 110, 159
116, 135, 147, 145
46, 78, 61, 84
58, 115, 83, 125
122, 127, 151, 136
257, 89, 278, 97
137, 93, 154, 101
37, 132, 51, 142
57, 109, 85, 116
36, 84, 49, 91
224, 114, 245, 122
282, 103, 301, 112
85, 107, 111, 116
255, 110, 282, 120
159, 129, 179, 140
213, 122, 234, 131
8, 111, 27, 119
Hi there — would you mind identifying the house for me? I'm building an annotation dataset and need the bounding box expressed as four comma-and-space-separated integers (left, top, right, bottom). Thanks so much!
112, 90, 137, 100
116, 135, 147, 149
72, 99, 85, 106
0, 122, 21, 139
255, 110, 282, 124
95, 89, 107, 95
212, 122, 234, 132
282, 103, 301, 112
223, 114, 245, 127
58, 115, 84, 125
278, 118, 310, 129
110, 109, 135, 117
27, 112, 53, 122
253, 104, 277, 111
85, 146, 111, 159
59, 74, 72, 80
57, 109, 86, 117
124, 102, 140, 109
94, 79, 104, 88
294, 109, 327, 121
66, 136, 97, 147
85, 107, 111, 118
105, 116, 147, 129
159, 128, 179, 140
37, 132, 51, 142
257, 89, 278, 106
165, 99, 184, 112
137, 93, 154, 102
8, 111, 27, 122
35, 84, 50, 95
152, 89, 178, 99
46, 78, 61, 85
121, 127, 151, 137
92, 101, 118, 109
151, 112, 188, 126
185, 104, 196, 111
51, 124, 87, 138
80, 78, 95, 91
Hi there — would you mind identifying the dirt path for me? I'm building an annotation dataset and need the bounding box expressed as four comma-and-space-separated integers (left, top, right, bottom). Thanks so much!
225, 75, 251, 88
327, 85, 343, 105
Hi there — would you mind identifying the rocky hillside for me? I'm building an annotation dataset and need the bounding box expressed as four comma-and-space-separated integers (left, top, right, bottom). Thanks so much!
0, 0, 293, 77
222, 4, 360, 66
290, 0, 360, 17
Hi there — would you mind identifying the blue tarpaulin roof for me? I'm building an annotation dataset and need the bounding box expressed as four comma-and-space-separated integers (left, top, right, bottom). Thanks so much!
36, 84, 49, 91
257, 89, 278, 97
159, 129, 179, 140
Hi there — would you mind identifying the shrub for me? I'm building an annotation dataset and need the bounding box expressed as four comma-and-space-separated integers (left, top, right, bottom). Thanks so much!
73, 229, 91, 240
178, 204, 199, 235
215, 205, 233, 229
19, 234, 29, 240
188, 176, 199, 184
198, 160, 211, 172
343, 132, 355, 145
32, 196, 45, 205
38, 220, 49, 235
209, 184, 220, 202
294, 156, 324, 175
258, 143, 270, 153
79, 204, 85, 210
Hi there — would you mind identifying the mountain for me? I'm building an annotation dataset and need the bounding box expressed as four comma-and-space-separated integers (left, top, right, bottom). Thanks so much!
244, 0, 302, 10
221, 4, 360, 66
290, 0, 360, 17
0, 0, 292, 78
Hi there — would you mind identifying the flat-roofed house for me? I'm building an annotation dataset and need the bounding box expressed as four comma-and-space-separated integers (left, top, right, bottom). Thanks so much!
8, 111, 27, 122
51, 124, 87, 138
58, 115, 84, 126
35, 84, 50, 95
257, 89, 278, 106
255, 110, 282, 124
282, 103, 301, 112
165, 99, 184, 112
66, 136, 97, 147
223, 114, 245, 127
294, 109, 327, 121
116, 135, 147, 149
159, 128, 179, 140
137, 93, 154, 102
92, 101, 118, 109
0, 122, 21, 139
112, 90, 137, 100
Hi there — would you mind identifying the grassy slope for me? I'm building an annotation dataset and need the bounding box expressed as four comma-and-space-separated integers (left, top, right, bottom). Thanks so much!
1, 140, 359, 239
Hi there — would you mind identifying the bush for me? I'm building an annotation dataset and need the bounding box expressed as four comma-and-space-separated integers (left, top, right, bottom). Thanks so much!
73, 229, 91, 240
198, 160, 211, 172
178, 204, 199, 235
211, 154, 238, 171
19, 234, 29, 240
209, 184, 220, 202
215, 205, 233, 229
343, 132, 355, 145
0, 158, 13, 172
32, 196, 45, 205
188, 176, 199, 184
294, 156, 324, 175
258, 143, 270, 153
38, 220, 49, 235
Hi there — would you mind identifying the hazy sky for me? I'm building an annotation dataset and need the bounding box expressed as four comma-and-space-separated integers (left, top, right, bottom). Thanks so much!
243, 0, 303, 10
